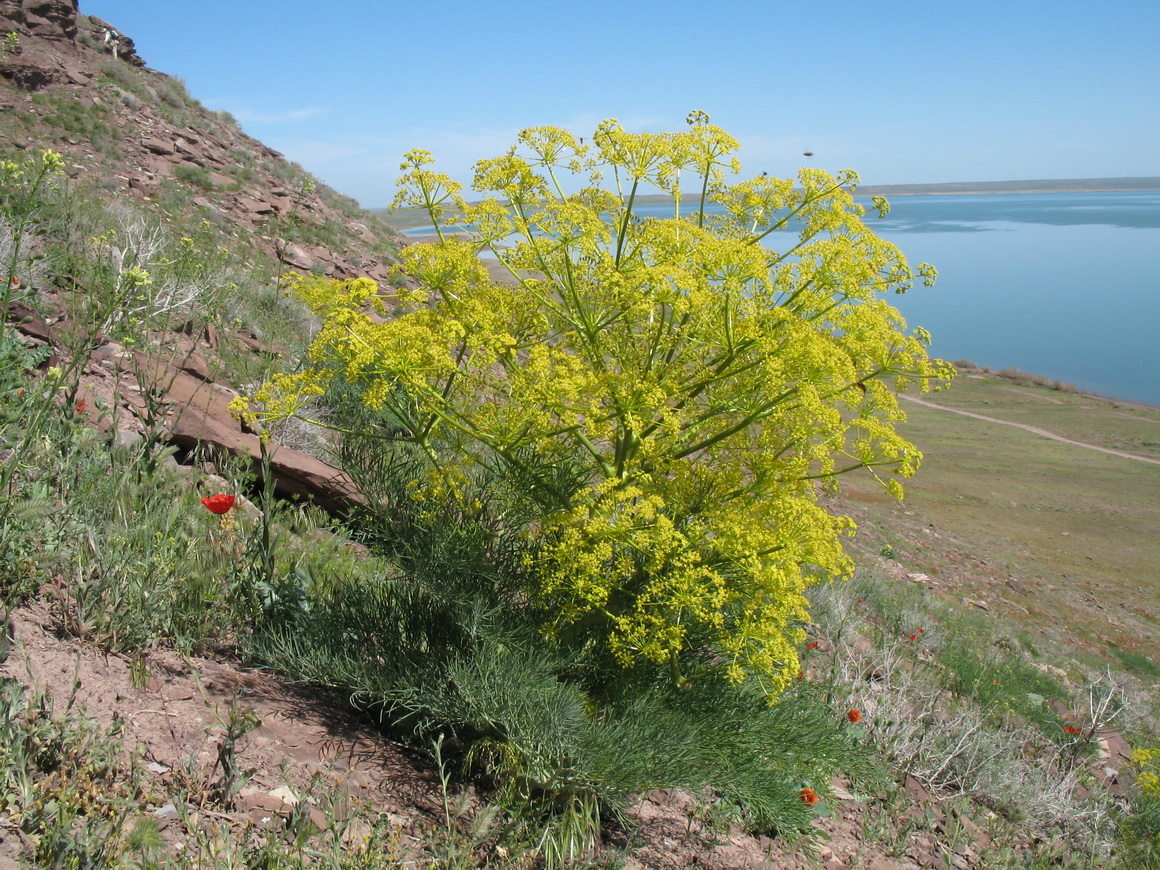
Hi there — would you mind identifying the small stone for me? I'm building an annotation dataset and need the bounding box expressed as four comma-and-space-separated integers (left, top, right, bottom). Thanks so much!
235, 791, 285, 814
901, 774, 932, 801
1033, 662, 1069, 683
115, 428, 142, 448
830, 784, 857, 801
248, 808, 277, 826
268, 785, 299, 806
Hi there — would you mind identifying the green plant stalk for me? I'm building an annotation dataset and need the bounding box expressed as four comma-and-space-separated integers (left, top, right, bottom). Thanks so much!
1, 151, 63, 324
256, 436, 277, 591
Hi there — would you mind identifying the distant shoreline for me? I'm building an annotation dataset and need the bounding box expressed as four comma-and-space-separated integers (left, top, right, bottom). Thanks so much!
852, 177, 1160, 196
626, 178, 1160, 203
376, 177, 1160, 229
949, 363, 1160, 413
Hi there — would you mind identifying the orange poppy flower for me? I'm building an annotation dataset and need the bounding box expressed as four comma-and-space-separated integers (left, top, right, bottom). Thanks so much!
200, 494, 236, 514
800, 787, 819, 806
847, 709, 862, 724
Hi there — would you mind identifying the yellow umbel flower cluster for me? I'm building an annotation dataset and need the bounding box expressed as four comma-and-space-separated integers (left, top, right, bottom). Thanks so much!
1137, 749, 1160, 798
251, 113, 952, 696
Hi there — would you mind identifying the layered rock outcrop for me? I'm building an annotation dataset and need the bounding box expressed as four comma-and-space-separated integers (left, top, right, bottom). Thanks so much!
1, 0, 79, 41
1, 3, 400, 513
0, 1, 400, 284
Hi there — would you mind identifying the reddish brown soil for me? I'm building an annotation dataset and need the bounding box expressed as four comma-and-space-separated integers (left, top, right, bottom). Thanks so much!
1, 601, 953, 869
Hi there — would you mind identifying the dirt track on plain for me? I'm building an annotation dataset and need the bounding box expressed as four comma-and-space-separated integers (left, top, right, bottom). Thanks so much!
901, 395, 1160, 466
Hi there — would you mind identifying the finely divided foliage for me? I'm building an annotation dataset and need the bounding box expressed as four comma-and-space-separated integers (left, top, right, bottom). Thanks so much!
251, 114, 951, 696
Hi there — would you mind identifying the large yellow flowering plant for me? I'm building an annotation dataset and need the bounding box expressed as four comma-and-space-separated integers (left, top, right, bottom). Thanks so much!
252, 113, 951, 696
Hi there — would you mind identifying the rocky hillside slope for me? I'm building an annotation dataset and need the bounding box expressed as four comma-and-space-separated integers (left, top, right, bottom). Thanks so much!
1, 6, 1154, 869
1, 0, 406, 510
1, 0, 399, 285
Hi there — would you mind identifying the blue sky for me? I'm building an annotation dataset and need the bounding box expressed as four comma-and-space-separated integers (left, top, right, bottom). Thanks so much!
84, 0, 1159, 208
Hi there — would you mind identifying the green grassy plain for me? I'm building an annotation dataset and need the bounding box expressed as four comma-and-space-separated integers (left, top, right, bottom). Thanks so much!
839, 372, 1160, 667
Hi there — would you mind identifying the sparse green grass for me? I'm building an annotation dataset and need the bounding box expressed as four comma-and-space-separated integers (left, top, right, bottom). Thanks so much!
96, 58, 149, 100
153, 75, 199, 111
29, 92, 123, 154
1108, 643, 1160, 678
0, 676, 155, 868
840, 374, 1160, 661
173, 163, 213, 190
807, 572, 1133, 863
0, 673, 433, 868
925, 372, 1160, 459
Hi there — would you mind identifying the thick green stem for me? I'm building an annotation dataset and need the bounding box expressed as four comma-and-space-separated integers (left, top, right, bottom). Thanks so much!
745, 181, 847, 248
614, 179, 640, 267
697, 166, 711, 229
673, 387, 799, 460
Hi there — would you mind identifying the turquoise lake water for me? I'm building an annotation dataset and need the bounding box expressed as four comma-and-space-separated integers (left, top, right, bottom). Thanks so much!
858, 191, 1160, 407
404, 191, 1160, 405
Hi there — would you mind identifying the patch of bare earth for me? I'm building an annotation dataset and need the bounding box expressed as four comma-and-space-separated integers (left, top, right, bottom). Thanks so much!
1, 602, 443, 864
3, 601, 974, 869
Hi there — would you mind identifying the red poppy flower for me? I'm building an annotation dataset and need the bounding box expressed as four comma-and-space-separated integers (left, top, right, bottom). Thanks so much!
804, 641, 818, 650
1064, 725, 1083, 736
800, 787, 819, 806
847, 709, 862, 724
909, 634, 918, 640
918, 627, 925, 633
200, 494, 236, 514
76, 400, 86, 414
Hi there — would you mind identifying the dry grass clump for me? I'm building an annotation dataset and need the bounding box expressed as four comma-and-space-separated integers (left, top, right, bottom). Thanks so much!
997, 366, 1079, 393
949, 360, 1080, 394
807, 575, 1126, 862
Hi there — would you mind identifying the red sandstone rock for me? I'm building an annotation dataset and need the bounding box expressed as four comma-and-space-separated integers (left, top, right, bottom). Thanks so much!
143, 137, 175, 156
126, 352, 360, 515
